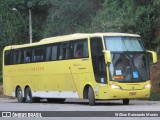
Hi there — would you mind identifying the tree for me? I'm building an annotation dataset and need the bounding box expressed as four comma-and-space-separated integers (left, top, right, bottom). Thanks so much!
42, 0, 102, 37
91, 0, 160, 49
0, 0, 28, 46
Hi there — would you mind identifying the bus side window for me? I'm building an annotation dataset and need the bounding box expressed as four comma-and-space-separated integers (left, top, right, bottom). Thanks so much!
51, 45, 58, 61
4, 50, 11, 65
46, 46, 51, 61
13, 50, 22, 64
24, 49, 31, 63
66, 41, 74, 59
60, 42, 69, 60
74, 39, 88, 59
59, 42, 74, 60
32, 47, 45, 62
59, 43, 63, 60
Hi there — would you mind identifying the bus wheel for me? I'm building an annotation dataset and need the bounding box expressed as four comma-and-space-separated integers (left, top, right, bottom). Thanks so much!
88, 86, 95, 106
123, 99, 129, 105
54, 98, 66, 103
25, 87, 33, 103
16, 87, 25, 103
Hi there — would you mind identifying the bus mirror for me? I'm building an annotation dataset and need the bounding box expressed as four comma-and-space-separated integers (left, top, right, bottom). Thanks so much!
147, 50, 157, 64
103, 50, 111, 63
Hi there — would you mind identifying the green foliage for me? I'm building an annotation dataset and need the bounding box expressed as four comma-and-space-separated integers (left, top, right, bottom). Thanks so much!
0, 0, 51, 45
150, 91, 160, 101
91, 0, 160, 49
149, 60, 160, 101
0, 0, 159, 48
0, 0, 28, 46
43, 0, 101, 37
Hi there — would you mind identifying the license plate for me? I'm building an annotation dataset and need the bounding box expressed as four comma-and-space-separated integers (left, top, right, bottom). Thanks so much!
129, 92, 136, 96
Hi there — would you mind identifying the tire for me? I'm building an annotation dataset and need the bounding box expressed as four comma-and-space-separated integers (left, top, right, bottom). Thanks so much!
123, 99, 129, 105
88, 86, 95, 106
25, 87, 34, 103
16, 87, 25, 103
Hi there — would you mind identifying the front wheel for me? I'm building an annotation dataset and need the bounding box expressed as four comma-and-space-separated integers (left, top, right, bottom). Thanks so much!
88, 86, 95, 106
123, 99, 129, 105
16, 87, 25, 103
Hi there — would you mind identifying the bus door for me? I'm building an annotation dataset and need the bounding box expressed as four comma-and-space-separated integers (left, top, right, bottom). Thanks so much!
90, 37, 108, 98
69, 39, 90, 97
90, 37, 107, 84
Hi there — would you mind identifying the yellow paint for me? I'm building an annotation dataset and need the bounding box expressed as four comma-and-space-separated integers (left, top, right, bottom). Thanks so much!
2, 33, 152, 100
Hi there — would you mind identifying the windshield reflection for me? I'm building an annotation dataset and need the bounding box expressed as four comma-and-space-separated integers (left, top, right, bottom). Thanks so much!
104, 36, 145, 52
109, 53, 149, 82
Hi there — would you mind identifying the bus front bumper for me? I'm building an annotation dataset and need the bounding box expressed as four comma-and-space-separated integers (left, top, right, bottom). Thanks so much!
97, 88, 150, 100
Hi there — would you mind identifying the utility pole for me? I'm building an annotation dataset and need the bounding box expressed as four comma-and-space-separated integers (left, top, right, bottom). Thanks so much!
12, 8, 33, 43
29, 9, 32, 43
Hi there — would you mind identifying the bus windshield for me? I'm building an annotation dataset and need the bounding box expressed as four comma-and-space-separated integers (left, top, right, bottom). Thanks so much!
104, 36, 145, 52
104, 36, 149, 82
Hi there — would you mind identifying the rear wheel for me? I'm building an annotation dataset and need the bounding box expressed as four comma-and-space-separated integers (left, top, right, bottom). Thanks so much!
88, 86, 95, 106
123, 99, 129, 105
16, 87, 25, 103
25, 87, 34, 103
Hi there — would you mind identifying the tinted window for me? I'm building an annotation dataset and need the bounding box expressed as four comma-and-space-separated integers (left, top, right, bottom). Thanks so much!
4, 50, 11, 65
74, 39, 88, 58
59, 42, 68, 60
23, 49, 32, 63
90, 37, 107, 84
51, 45, 58, 60
13, 50, 22, 64
58, 39, 88, 60
46, 46, 51, 61
59, 42, 74, 60
32, 47, 45, 62
4, 39, 89, 65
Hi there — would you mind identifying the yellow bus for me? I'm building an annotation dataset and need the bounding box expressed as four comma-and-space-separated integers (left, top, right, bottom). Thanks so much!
3, 33, 157, 105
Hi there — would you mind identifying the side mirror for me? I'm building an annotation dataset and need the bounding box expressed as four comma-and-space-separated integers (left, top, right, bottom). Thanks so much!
102, 50, 111, 63
147, 50, 157, 64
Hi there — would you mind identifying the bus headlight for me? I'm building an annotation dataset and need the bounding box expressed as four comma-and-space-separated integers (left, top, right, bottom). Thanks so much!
144, 84, 151, 89
111, 85, 121, 89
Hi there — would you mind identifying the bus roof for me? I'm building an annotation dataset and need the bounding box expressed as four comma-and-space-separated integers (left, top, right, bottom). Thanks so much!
4, 32, 140, 50
40, 33, 140, 42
